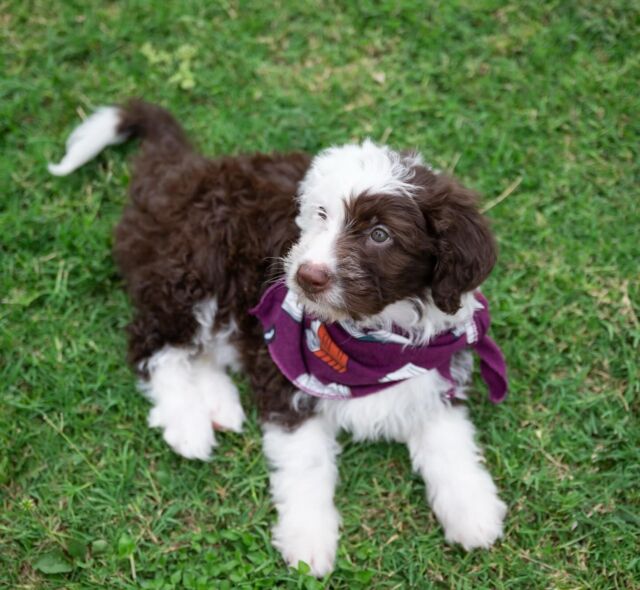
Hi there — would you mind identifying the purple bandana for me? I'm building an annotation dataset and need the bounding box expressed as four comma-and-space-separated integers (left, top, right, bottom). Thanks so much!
250, 282, 508, 403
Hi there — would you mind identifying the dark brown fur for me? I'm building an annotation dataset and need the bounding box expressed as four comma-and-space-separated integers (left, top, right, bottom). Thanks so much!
331, 167, 496, 319
334, 192, 433, 318
413, 167, 497, 314
113, 101, 495, 428
113, 100, 315, 427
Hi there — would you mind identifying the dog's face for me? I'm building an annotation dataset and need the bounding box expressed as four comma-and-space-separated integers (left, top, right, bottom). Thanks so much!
285, 140, 496, 322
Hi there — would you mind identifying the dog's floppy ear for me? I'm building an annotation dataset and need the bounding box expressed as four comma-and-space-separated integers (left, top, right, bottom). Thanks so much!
416, 170, 497, 314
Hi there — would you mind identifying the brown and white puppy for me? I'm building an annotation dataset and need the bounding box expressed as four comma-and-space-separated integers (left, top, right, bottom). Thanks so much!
49, 101, 506, 577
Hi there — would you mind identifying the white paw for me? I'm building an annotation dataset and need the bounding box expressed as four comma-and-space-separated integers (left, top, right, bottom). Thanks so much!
202, 384, 245, 433
195, 367, 246, 433
272, 513, 339, 577
433, 478, 507, 550
148, 406, 217, 461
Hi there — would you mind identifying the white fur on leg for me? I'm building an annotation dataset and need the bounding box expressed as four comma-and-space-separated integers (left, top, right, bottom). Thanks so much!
143, 347, 216, 460
48, 106, 126, 176
263, 416, 341, 577
407, 404, 507, 550
191, 351, 245, 433
141, 345, 245, 460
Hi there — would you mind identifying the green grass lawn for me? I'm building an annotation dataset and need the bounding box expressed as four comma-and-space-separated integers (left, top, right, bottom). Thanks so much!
2, 1, 639, 588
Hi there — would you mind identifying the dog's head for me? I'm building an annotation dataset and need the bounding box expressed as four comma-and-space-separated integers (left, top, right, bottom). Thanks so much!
284, 140, 496, 322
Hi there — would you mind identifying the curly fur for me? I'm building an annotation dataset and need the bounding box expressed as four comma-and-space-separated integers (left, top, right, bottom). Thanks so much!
113, 100, 315, 426
49, 100, 506, 576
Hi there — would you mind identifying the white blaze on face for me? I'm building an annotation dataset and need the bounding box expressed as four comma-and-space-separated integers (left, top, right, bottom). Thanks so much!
286, 139, 421, 318
285, 205, 346, 318
294, 207, 344, 272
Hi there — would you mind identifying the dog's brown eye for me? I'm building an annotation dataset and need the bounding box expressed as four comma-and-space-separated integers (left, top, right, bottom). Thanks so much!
370, 227, 389, 243
317, 207, 327, 220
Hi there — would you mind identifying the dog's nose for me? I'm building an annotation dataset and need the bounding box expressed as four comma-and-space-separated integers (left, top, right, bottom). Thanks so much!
296, 263, 331, 293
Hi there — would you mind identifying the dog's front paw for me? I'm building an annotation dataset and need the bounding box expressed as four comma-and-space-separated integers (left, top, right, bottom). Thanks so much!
148, 406, 217, 461
433, 474, 507, 550
272, 512, 339, 577
443, 493, 506, 550
429, 468, 507, 551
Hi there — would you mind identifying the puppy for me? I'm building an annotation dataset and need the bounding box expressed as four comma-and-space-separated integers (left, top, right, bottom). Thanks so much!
49, 100, 508, 576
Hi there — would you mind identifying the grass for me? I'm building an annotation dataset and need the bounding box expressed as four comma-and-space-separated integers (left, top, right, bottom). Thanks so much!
1, 0, 639, 588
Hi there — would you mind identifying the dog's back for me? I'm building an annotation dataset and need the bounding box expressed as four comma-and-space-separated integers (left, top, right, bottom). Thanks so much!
50, 100, 310, 369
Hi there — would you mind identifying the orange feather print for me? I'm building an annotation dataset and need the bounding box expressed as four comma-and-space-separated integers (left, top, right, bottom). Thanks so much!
307, 322, 349, 373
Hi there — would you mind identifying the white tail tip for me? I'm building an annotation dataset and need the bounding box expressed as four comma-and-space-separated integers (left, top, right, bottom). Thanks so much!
48, 106, 127, 176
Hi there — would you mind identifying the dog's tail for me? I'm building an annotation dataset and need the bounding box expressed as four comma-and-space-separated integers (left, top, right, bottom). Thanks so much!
48, 99, 192, 176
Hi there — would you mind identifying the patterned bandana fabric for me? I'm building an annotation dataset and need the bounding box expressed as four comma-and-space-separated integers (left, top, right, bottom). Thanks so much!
250, 282, 508, 402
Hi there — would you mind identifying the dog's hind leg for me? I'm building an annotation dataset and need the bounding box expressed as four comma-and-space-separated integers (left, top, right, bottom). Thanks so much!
136, 300, 245, 461
141, 346, 217, 460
